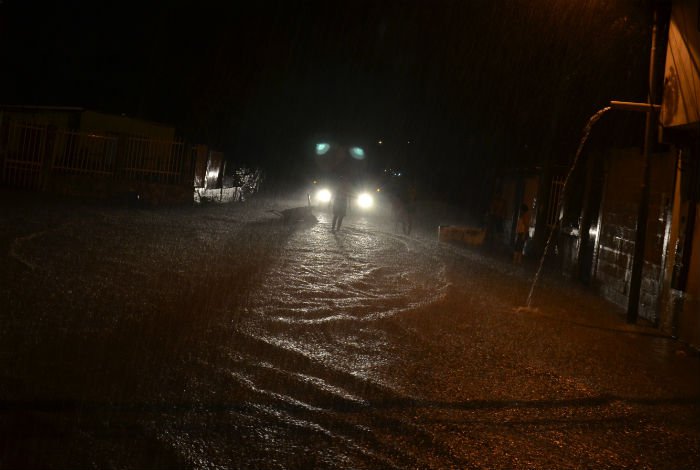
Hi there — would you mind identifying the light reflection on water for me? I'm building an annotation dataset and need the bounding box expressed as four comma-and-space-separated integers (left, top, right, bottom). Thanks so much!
165, 213, 450, 468
246, 215, 449, 326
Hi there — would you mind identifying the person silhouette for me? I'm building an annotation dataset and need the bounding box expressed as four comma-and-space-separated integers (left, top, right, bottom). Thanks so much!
331, 178, 351, 232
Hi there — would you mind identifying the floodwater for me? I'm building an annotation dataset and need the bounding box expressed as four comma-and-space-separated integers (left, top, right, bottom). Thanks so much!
1, 191, 699, 469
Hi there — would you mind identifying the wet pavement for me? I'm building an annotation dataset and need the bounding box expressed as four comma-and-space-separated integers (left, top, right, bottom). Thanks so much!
1, 190, 699, 469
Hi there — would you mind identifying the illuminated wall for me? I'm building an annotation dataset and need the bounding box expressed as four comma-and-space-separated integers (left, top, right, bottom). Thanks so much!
658, 0, 700, 347
593, 148, 675, 322
660, 0, 700, 129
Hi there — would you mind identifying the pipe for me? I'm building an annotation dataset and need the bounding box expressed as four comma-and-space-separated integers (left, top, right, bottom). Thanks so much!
609, 101, 661, 113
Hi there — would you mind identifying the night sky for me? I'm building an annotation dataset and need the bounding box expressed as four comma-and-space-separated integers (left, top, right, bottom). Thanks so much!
1, 0, 652, 206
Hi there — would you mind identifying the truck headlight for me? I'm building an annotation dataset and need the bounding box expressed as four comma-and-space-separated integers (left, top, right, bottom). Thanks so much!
357, 192, 374, 209
316, 188, 332, 203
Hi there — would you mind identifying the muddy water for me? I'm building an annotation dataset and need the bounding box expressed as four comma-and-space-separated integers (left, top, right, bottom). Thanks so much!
154, 213, 453, 468
0, 194, 459, 469
3, 195, 699, 469
250, 217, 447, 324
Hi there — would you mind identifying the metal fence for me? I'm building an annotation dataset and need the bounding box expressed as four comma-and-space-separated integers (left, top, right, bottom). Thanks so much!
53, 129, 118, 175
2, 122, 47, 189
1, 122, 189, 189
123, 136, 186, 185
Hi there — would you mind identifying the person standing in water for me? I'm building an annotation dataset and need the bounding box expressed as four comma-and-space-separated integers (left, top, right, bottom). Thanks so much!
400, 183, 417, 235
331, 178, 350, 232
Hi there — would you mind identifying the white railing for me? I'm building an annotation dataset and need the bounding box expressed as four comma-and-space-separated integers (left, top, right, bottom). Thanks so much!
52, 130, 118, 175
2, 123, 47, 189
123, 136, 185, 184
2, 122, 189, 188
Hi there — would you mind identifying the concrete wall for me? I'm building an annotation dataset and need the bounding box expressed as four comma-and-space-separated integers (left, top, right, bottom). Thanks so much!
660, 0, 700, 130
657, 0, 700, 348
594, 148, 675, 322
1, 107, 176, 141
79, 111, 175, 140
0, 107, 80, 129
681, 201, 700, 346
659, 148, 700, 348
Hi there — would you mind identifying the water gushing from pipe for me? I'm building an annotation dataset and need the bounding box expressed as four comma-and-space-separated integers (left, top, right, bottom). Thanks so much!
524, 106, 612, 310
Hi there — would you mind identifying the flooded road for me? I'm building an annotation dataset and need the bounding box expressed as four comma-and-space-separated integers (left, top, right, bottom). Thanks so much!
155, 211, 455, 468
1, 192, 699, 469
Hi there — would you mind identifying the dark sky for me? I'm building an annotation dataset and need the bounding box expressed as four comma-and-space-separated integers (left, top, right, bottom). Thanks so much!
1, 0, 652, 203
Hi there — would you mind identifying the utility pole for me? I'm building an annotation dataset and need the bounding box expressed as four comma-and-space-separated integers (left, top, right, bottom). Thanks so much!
626, 4, 668, 323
